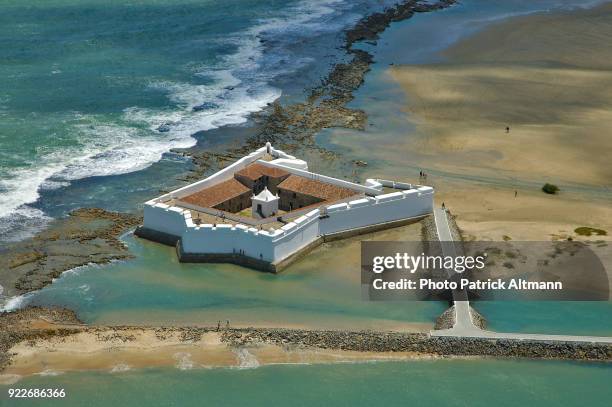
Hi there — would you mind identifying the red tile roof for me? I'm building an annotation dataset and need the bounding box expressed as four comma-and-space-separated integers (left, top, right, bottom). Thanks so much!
180, 178, 250, 208
235, 163, 290, 181
278, 175, 358, 201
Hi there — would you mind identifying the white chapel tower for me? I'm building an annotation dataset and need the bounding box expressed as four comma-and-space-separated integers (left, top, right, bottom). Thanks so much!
251, 187, 279, 218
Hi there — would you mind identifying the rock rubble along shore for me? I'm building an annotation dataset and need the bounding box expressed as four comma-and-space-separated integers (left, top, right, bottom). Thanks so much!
0, 307, 82, 370
223, 328, 610, 361
433, 306, 455, 330
0, 209, 141, 298
1, 307, 609, 373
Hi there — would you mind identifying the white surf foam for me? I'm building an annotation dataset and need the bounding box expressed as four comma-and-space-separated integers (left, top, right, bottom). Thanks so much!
110, 363, 131, 373
234, 348, 260, 369
174, 352, 195, 370
0, 160, 66, 220
37, 369, 63, 377
0, 0, 363, 240
0, 293, 33, 313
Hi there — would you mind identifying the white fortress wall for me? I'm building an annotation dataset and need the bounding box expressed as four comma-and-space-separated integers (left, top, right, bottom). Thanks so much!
371, 179, 414, 190
142, 145, 298, 234
256, 160, 381, 196
154, 186, 434, 263
181, 222, 277, 261
143, 203, 189, 237
147, 144, 298, 204
140, 144, 434, 265
364, 179, 384, 190
269, 187, 433, 262
268, 145, 296, 160
167, 148, 266, 200
268, 158, 308, 170
319, 187, 434, 236
271, 210, 321, 261
180, 211, 321, 263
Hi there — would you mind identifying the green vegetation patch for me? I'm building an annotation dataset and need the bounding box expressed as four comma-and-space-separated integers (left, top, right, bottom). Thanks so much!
574, 227, 607, 236
542, 183, 560, 194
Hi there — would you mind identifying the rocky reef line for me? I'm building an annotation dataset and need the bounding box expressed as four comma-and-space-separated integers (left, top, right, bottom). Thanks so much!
223, 328, 610, 361
0, 307, 82, 370
0, 307, 609, 374
174, 0, 458, 180
0, 0, 457, 304
0, 209, 141, 299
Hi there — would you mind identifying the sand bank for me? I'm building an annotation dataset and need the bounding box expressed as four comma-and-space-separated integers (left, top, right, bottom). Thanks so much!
0, 328, 428, 382
387, 2, 612, 242
3, 309, 610, 385
0, 308, 433, 383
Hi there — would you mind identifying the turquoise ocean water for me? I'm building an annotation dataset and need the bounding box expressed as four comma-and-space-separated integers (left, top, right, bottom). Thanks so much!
0, 0, 396, 242
16, 230, 447, 328
1, 0, 611, 404
1, 359, 611, 407
316, 0, 612, 338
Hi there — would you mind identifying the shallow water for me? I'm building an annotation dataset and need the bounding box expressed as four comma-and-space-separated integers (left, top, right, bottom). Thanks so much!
2, 0, 611, 401
1, 359, 610, 407
22, 224, 445, 329
0, 0, 398, 242
318, 0, 612, 337
2, 0, 608, 337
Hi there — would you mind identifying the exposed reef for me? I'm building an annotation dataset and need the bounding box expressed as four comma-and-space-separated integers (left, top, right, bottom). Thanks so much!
0, 307, 608, 374
0, 209, 141, 299
0, 307, 82, 370
0, 1, 458, 302
174, 0, 458, 181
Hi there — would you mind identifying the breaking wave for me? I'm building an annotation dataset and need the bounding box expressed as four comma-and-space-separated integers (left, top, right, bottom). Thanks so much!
110, 363, 131, 373
234, 348, 261, 369
174, 352, 195, 370
0, 293, 34, 313
0, 0, 362, 241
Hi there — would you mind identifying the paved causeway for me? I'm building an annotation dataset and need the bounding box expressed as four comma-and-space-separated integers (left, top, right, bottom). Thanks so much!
430, 206, 612, 345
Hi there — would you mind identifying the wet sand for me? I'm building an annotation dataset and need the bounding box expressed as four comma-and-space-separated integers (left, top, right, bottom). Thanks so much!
0, 329, 431, 383
387, 2, 612, 242
0, 313, 434, 384
3, 2, 612, 383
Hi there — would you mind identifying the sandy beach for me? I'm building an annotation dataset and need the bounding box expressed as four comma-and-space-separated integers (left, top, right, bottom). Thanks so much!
0, 328, 430, 384
387, 2, 612, 243
2, 1, 611, 387
0, 308, 435, 384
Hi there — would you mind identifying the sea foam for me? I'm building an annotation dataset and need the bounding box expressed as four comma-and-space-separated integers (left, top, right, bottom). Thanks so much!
0, 293, 33, 313
174, 352, 195, 370
234, 348, 261, 369
0, 0, 363, 241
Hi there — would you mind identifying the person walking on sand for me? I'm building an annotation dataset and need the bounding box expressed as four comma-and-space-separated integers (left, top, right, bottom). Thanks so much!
515, 190, 518, 198
442, 202, 445, 209
506, 126, 510, 133
217, 321, 221, 331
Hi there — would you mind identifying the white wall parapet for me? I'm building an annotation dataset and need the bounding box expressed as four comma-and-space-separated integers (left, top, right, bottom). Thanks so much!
257, 160, 381, 196
140, 144, 435, 268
